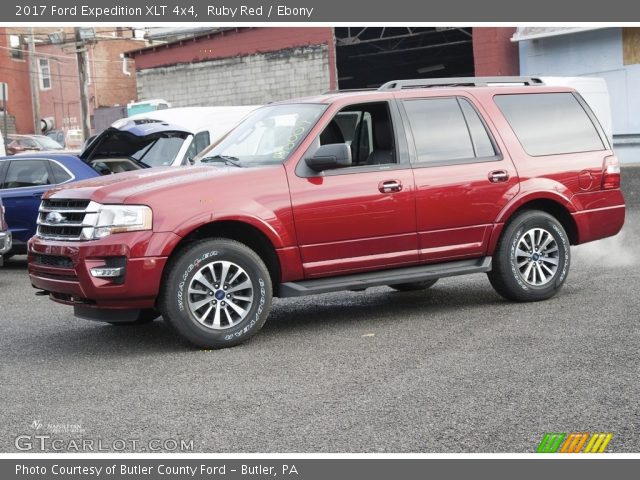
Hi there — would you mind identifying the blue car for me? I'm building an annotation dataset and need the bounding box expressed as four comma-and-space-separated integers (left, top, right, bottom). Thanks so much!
0, 154, 99, 257
0, 119, 191, 259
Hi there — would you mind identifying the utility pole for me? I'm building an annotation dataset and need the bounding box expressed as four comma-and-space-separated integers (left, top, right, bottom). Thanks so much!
28, 27, 41, 134
74, 27, 91, 140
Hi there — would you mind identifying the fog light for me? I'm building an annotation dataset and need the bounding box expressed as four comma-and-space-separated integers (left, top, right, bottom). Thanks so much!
90, 267, 125, 278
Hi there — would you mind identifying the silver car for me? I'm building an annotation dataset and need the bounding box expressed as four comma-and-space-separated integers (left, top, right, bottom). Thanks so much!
0, 197, 12, 266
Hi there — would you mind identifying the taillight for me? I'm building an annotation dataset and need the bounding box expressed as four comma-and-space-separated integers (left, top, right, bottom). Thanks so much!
602, 155, 621, 189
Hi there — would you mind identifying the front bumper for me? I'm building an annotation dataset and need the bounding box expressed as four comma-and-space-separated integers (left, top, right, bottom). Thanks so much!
28, 231, 181, 311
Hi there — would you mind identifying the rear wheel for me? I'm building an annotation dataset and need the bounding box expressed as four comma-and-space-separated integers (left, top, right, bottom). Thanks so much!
159, 238, 272, 348
488, 210, 570, 302
389, 279, 438, 292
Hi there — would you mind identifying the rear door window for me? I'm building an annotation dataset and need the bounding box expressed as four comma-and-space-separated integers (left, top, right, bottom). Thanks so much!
402, 97, 498, 166
48, 161, 73, 183
1, 160, 52, 189
494, 93, 605, 156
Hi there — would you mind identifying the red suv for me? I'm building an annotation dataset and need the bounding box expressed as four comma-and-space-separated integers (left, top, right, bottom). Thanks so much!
28, 77, 625, 348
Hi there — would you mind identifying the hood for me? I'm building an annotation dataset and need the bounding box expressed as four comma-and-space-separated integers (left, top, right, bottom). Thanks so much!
80, 118, 191, 164
45, 165, 249, 204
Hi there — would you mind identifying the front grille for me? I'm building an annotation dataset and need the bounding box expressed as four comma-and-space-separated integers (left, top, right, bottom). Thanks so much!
33, 254, 74, 269
37, 199, 99, 241
41, 199, 91, 211
37, 225, 84, 239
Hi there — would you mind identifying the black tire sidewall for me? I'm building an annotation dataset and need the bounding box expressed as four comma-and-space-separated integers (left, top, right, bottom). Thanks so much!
163, 240, 271, 347
502, 212, 570, 299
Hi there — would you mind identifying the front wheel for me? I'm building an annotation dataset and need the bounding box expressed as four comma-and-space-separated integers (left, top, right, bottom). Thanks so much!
159, 238, 272, 348
488, 210, 570, 302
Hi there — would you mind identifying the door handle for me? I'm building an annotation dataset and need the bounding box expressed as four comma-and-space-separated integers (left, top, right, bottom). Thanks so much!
379, 180, 403, 193
488, 170, 509, 183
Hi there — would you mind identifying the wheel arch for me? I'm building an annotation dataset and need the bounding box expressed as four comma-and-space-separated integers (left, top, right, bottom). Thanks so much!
489, 195, 579, 255
164, 220, 282, 296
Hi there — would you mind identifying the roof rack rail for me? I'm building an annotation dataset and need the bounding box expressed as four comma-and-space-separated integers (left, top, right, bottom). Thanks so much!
378, 77, 545, 90
322, 87, 378, 94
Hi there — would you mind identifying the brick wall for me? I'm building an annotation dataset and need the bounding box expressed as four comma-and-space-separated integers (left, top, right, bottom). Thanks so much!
473, 27, 519, 76
91, 39, 140, 107
0, 27, 33, 134
136, 44, 331, 107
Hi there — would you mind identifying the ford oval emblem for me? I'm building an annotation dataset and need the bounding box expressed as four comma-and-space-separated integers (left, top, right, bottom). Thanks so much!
45, 211, 65, 224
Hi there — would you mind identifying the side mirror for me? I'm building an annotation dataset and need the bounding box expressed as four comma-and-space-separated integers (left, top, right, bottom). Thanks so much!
305, 143, 352, 172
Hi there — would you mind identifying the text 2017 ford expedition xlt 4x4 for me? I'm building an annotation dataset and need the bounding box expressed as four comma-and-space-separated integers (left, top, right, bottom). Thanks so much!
28, 77, 625, 348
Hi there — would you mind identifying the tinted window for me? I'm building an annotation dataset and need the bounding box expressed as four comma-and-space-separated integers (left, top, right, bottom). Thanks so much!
495, 93, 605, 156
459, 99, 496, 158
404, 98, 475, 164
49, 161, 73, 183
1, 160, 52, 189
310, 102, 394, 166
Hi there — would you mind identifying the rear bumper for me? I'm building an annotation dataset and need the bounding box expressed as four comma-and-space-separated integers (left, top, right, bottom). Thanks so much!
28, 231, 181, 310
571, 190, 626, 244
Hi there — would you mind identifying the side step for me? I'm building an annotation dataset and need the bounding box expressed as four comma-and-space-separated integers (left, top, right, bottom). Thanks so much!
279, 257, 492, 298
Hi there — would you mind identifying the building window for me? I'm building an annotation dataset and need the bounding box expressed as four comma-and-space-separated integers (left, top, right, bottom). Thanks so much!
9, 35, 23, 59
38, 58, 51, 90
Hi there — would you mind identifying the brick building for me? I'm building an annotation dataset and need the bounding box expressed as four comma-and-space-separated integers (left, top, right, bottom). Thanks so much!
0, 27, 144, 136
0, 28, 34, 134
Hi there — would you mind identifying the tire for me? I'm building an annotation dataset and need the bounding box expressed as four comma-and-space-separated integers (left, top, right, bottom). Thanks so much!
390, 279, 438, 292
488, 210, 570, 302
107, 309, 161, 326
159, 238, 272, 348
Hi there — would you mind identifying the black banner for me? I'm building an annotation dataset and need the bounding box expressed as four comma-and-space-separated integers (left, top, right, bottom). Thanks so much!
3, 459, 640, 480
3, 0, 640, 22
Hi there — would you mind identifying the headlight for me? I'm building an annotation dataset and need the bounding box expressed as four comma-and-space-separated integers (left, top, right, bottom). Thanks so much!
92, 205, 153, 239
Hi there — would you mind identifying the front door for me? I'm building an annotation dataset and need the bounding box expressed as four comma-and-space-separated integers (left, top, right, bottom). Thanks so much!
288, 101, 418, 278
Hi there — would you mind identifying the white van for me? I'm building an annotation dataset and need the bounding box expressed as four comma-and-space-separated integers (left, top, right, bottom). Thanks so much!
127, 106, 260, 166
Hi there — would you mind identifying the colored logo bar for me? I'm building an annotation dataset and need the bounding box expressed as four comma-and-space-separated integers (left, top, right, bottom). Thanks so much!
537, 433, 612, 453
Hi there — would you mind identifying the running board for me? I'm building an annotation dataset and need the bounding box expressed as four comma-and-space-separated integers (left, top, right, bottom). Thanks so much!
279, 257, 492, 298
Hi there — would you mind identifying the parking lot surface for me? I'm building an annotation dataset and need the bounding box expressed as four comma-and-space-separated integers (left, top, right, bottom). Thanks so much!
0, 209, 638, 453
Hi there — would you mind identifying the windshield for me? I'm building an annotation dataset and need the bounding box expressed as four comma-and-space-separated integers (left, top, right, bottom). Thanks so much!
131, 136, 187, 167
198, 104, 326, 166
35, 136, 64, 150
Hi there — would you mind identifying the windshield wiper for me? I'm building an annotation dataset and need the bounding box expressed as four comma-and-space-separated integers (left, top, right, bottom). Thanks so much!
200, 155, 244, 168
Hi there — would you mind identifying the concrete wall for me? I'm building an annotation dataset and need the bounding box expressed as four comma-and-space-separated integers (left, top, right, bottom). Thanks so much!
136, 44, 332, 107
518, 28, 640, 164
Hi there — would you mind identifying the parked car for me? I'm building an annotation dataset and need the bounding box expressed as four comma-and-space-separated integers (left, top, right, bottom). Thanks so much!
0, 154, 101, 257
1, 119, 197, 256
64, 130, 85, 150
6, 134, 64, 155
28, 76, 625, 349
46, 130, 66, 149
127, 106, 260, 166
0, 197, 11, 266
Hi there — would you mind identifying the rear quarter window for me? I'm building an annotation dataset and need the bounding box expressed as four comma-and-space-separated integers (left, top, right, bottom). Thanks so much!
494, 92, 605, 156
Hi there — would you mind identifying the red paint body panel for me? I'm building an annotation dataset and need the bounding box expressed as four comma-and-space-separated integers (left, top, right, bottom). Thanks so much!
28, 84, 626, 313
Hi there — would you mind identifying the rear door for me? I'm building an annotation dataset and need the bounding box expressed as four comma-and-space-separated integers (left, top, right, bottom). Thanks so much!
398, 94, 519, 262
288, 101, 418, 278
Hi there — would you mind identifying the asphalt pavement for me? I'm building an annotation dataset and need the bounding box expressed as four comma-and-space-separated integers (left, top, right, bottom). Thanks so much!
0, 205, 638, 453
